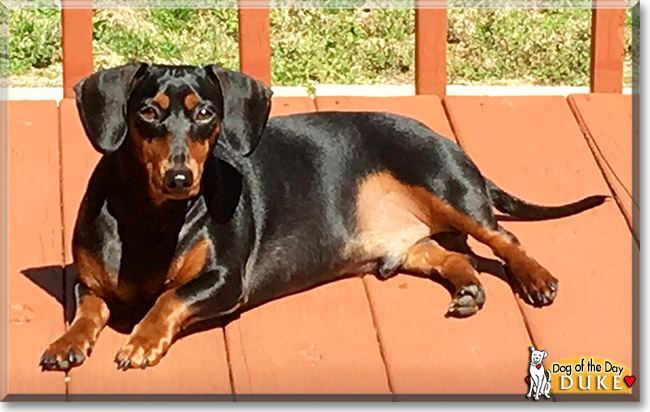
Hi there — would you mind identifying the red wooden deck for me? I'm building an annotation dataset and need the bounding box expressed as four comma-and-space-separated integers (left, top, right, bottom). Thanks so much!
5, 93, 635, 400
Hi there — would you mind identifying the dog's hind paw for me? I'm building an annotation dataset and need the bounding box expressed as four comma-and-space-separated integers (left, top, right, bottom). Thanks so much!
446, 283, 485, 318
506, 263, 558, 307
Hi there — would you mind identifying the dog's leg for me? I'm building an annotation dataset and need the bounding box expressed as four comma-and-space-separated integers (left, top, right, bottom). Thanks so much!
543, 371, 552, 398
402, 238, 485, 317
526, 378, 534, 398
114, 267, 243, 370
532, 375, 542, 400
465, 224, 558, 307
113, 289, 190, 370
397, 187, 558, 307
40, 283, 110, 371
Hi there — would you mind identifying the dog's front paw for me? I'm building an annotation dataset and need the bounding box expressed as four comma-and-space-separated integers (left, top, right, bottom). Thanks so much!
40, 332, 93, 371
446, 283, 485, 317
114, 327, 172, 370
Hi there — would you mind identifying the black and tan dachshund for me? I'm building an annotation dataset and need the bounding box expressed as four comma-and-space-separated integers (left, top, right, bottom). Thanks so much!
40, 63, 605, 371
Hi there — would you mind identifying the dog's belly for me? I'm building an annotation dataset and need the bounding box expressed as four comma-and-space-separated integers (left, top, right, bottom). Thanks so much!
240, 236, 354, 309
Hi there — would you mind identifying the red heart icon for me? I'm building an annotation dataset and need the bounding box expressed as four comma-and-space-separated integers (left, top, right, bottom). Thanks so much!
536, 364, 541, 369
624, 376, 636, 388
525, 376, 530, 384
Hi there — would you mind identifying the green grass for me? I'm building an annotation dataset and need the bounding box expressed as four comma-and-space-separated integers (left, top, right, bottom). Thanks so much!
447, 9, 593, 85
271, 8, 414, 87
9, 8, 60, 74
8, 7, 636, 88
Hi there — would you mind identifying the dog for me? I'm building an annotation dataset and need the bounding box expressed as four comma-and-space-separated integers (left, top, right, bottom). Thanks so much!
527, 346, 552, 400
39, 63, 605, 371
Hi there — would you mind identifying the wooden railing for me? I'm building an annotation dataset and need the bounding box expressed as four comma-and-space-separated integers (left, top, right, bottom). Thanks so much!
60, 2, 627, 98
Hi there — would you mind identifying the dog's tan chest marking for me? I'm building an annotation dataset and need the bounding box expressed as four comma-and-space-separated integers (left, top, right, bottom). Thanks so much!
75, 248, 136, 301
76, 237, 210, 300
165, 238, 210, 288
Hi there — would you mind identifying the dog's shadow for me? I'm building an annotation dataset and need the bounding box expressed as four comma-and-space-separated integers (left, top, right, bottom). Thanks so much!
21, 264, 238, 338
22, 240, 516, 342
22, 264, 77, 324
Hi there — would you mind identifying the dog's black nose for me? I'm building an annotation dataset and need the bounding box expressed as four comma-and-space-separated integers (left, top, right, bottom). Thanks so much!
164, 168, 193, 191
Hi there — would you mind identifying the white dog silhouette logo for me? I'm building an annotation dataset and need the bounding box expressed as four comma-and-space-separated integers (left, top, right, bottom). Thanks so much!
526, 346, 552, 400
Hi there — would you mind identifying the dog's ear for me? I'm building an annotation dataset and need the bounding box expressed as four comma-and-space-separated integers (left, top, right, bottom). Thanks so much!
204, 65, 273, 157
542, 351, 547, 358
74, 62, 148, 154
530, 346, 536, 352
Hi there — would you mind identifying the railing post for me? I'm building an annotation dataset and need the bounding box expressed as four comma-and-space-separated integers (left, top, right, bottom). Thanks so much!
590, 1, 626, 93
237, 0, 272, 86
61, 3, 94, 98
415, 3, 447, 96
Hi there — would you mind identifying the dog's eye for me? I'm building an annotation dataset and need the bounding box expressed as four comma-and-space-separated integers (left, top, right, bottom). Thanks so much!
139, 107, 159, 122
194, 108, 214, 123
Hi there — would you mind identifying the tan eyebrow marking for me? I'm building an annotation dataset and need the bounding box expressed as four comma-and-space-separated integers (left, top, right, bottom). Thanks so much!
183, 93, 201, 111
152, 92, 170, 110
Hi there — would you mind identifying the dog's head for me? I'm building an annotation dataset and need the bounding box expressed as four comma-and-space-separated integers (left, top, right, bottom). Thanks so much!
529, 346, 547, 365
74, 63, 272, 204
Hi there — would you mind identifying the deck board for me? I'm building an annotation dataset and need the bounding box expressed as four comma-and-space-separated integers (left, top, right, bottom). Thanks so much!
7, 101, 66, 396
444, 96, 633, 371
58, 99, 232, 396
567, 94, 636, 241
225, 97, 391, 396
314, 96, 534, 394
226, 278, 391, 395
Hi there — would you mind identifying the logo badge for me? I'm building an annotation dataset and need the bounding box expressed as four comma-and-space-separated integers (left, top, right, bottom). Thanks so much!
525, 352, 634, 396
526, 346, 552, 400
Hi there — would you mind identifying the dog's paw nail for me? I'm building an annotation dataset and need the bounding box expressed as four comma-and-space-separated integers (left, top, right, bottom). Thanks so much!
67, 349, 85, 365
456, 294, 475, 307
115, 358, 131, 370
455, 284, 485, 307
122, 359, 131, 370
141, 359, 149, 369
525, 293, 535, 305
475, 287, 486, 307
446, 300, 478, 318
57, 359, 70, 370
87, 342, 94, 357
39, 353, 55, 366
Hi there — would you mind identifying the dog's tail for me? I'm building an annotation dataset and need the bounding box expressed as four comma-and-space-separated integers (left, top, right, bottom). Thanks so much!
487, 180, 608, 221
546, 369, 552, 383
